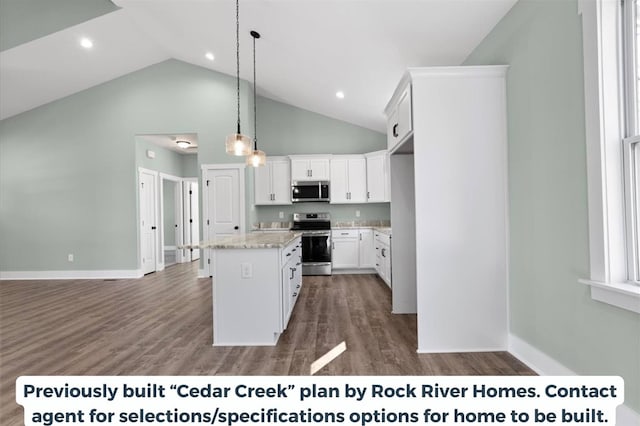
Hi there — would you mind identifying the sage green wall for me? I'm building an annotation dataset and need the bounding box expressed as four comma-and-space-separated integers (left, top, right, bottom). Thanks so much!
256, 97, 386, 155
181, 154, 198, 178
0, 56, 384, 271
252, 96, 389, 224
0, 0, 119, 51
0, 59, 251, 271
136, 138, 183, 178
464, 0, 640, 412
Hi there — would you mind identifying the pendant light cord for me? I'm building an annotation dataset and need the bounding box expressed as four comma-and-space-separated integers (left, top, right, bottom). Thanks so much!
253, 34, 257, 151
235, 0, 241, 134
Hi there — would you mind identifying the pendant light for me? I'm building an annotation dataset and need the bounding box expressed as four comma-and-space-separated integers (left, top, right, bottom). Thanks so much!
225, 0, 252, 156
247, 30, 266, 167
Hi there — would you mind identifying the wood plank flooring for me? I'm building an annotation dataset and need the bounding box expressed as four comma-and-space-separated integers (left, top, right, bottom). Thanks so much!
0, 263, 533, 424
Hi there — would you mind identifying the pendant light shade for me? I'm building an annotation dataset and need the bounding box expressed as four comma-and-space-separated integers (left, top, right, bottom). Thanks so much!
246, 149, 266, 167
226, 133, 252, 156
226, 0, 252, 156
247, 30, 266, 167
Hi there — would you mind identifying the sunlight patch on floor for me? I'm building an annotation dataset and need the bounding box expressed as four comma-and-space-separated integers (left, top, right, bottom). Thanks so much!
310, 341, 347, 375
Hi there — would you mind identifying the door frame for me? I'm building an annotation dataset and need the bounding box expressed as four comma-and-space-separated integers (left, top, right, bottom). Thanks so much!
182, 177, 200, 262
138, 167, 160, 274
201, 163, 247, 277
159, 172, 184, 267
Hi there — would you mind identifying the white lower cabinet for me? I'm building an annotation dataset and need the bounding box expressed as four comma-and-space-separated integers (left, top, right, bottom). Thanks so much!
358, 229, 375, 268
332, 230, 359, 269
374, 231, 391, 288
281, 239, 302, 327
332, 229, 377, 271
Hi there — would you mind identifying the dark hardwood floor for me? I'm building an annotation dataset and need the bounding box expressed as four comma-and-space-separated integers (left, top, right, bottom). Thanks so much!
0, 262, 533, 424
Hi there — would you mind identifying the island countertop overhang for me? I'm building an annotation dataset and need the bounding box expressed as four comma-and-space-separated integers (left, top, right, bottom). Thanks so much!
182, 231, 302, 249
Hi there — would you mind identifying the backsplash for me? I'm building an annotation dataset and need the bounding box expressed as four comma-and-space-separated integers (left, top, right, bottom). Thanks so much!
253, 203, 390, 224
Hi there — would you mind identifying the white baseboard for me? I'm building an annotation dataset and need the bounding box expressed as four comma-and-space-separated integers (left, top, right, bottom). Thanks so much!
509, 333, 640, 426
198, 269, 208, 279
0, 269, 144, 280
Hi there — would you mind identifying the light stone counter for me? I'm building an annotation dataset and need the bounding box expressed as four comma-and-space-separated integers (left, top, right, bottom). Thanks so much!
331, 221, 392, 236
197, 231, 302, 249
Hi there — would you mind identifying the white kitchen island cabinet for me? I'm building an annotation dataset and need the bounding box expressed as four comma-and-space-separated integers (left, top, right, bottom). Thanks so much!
208, 232, 302, 346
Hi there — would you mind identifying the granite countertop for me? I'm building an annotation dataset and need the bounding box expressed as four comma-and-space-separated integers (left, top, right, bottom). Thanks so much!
193, 231, 302, 249
331, 221, 392, 236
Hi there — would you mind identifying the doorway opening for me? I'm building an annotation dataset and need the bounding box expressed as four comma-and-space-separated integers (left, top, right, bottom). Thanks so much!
136, 133, 200, 276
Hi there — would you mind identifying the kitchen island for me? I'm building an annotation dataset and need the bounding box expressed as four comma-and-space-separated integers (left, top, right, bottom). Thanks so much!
202, 232, 302, 346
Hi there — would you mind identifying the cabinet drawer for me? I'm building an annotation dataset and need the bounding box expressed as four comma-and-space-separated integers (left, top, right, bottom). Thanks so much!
332, 229, 359, 239
281, 238, 301, 264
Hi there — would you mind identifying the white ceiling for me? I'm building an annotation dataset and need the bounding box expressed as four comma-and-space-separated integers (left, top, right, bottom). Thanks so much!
137, 133, 199, 154
0, 0, 517, 132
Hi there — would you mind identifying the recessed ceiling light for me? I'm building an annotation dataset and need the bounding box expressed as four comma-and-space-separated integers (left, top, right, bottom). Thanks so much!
80, 38, 93, 49
336, 91, 345, 99
205, 52, 215, 61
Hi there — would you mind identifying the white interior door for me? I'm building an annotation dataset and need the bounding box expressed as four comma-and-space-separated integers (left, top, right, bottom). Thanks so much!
204, 166, 244, 276
187, 181, 200, 261
139, 169, 158, 275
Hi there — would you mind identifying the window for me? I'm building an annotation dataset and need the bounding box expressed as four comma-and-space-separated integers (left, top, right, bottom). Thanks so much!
579, 0, 640, 313
623, 0, 640, 284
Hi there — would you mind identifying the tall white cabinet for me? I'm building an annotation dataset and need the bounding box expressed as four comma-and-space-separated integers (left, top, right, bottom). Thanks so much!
386, 66, 508, 353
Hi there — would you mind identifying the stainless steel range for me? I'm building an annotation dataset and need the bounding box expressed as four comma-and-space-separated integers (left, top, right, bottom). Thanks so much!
291, 213, 332, 275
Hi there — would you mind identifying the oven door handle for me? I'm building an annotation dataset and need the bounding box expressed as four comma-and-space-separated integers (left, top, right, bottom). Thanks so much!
300, 230, 331, 236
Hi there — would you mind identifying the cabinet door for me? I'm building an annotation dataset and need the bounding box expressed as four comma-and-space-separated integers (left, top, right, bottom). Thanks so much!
366, 154, 386, 202
309, 158, 330, 180
330, 158, 349, 203
254, 163, 272, 205
380, 243, 391, 287
290, 159, 309, 181
332, 238, 359, 269
270, 160, 292, 204
358, 229, 375, 268
347, 158, 367, 203
387, 108, 399, 151
397, 86, 413, 140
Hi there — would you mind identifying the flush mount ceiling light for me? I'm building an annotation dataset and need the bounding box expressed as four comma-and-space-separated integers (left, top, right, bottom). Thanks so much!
80, 38, 93, 49
225, 0, 252, 156
176, 140, 191, 149
205, 52, 214, 61
247, 30, 266, 168
336, 91, 345, 99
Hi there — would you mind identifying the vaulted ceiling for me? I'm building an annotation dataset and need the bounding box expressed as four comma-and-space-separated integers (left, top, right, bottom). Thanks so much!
0, 0, 517, 132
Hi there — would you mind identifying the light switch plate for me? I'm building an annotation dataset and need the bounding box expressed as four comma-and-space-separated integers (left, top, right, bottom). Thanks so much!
279, 211, 284, 219
241, 262, 252, 278
355, 210, 361, 218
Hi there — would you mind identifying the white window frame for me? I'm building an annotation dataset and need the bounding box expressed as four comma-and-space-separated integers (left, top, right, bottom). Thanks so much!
578, 0, 640, 313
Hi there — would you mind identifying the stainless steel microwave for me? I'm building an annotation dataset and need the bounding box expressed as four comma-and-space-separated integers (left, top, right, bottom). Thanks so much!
291, 181, 330, 203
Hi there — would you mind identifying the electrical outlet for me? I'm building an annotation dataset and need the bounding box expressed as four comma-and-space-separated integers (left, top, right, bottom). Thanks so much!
241, 262, 252, 278
68, 254, 74, 262
279, 211, 284, 219
355, 210, 361, 218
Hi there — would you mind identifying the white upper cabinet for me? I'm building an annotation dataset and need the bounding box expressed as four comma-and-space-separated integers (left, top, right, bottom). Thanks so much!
387, 83, 413, 152
254, 157, 291, 205
289, 155, 330, 181
365, 150, 390, 202
330, 155, 367, 204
